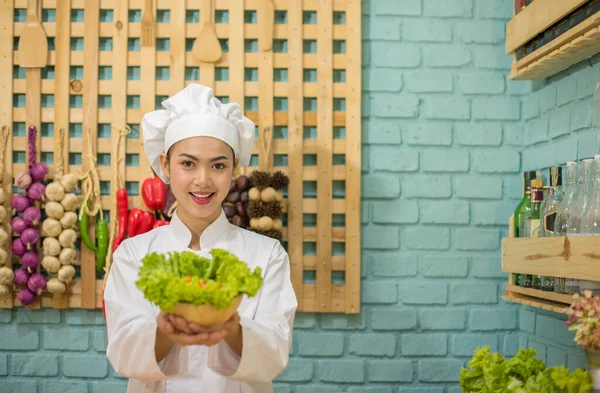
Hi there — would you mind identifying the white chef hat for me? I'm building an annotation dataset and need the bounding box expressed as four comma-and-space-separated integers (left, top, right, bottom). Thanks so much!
141, 83, 255, 184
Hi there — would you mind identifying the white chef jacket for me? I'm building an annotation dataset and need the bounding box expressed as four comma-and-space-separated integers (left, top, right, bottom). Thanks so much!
103, 209, 298, 393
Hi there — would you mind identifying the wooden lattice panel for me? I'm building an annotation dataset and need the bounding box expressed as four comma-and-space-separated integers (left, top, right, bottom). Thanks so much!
0, 0, 361, 313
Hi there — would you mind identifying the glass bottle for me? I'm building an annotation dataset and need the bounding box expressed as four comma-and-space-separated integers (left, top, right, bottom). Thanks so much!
512, 171, 536, 286
524, 179, 544, 238
541, 167, 563, 291
541, 167, 563, 237
525, 179, 544, 289
555, 162, 577, 293
579, 155, 600, 295
514, 171, 537, 238
555, 162, 578, 236
582, 155, 600, 235
563, 160, 594, 294
567, 159, 595, 235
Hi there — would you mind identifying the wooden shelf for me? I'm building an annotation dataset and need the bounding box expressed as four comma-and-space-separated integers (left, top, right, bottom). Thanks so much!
501, 236, 599, 313
510, 21, 600, 80
506, 0, 600, 80
506, 0, 588, 54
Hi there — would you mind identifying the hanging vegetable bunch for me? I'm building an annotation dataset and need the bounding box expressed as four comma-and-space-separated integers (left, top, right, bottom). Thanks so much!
245, 171, 289, 241
9, 126, 48, 305
0, 127, 12, 296
40, 128, 79, 295
223, 175, 250, 228
78, 129, 110, 274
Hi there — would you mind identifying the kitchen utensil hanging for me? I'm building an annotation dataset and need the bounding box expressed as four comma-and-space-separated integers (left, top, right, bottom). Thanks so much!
192, 0, 222, 63
17, 0, 48, 67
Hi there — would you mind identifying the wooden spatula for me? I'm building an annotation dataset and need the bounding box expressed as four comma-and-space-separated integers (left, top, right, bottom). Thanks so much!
18, 0, 48, 68
258, 0, 275, 52
192, 0, 222, 63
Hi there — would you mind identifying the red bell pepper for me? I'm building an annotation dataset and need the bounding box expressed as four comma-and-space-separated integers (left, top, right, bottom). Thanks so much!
139, 211, 155, 234
113, 188, 129, 251
127, 208, 156, 237
127, 208, 145, 238
153, 220, 169, 229
142, 177, 167, 211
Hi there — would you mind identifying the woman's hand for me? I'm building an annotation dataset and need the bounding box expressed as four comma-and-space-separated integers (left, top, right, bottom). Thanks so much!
156, 312, 239, 347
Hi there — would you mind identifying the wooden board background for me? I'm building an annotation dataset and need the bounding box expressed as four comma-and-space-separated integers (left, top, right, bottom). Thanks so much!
0, 0, 362, 314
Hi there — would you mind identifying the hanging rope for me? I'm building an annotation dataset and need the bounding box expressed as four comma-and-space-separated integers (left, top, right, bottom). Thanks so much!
115, 125, 131, 189
55, 128, 65, 181
168, 201, 178, 218
103, 125, 132, 285
0, 126, 10, 186
79, 128, 102, 221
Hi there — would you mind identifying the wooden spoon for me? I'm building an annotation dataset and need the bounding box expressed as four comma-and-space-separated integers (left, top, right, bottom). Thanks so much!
18, 0, 48, 68
192, 0, 222, 63
258, 0, 275, 52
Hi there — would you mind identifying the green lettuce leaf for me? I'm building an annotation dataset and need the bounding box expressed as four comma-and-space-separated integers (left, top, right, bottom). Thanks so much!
135, 249, 263, 312
460, 346, 593, 393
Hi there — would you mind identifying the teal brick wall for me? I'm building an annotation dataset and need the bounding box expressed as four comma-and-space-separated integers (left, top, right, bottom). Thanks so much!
517, 56, 600, 371
4, 0, 591, 391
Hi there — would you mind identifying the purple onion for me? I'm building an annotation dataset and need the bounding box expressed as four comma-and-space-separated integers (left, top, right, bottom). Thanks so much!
17, 288, 36, 305
26, 182, 45, 201
29, 163, 48, 182
21, 228, 39, 250
27, 274, 46, 294
13, 268, 30, 286
14, 171, 32, 190
22, 252, 38, 272
11, 216, 28, 234
11, 195, 31, 213
11, 238, 26, 257
23, 207, 41, 227
223, 205, 236, 218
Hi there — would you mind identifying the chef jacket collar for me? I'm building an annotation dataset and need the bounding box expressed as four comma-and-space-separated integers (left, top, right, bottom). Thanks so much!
169, 209, 231, 250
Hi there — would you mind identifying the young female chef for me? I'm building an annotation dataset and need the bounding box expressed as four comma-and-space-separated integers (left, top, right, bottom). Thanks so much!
103, 83, 298, 393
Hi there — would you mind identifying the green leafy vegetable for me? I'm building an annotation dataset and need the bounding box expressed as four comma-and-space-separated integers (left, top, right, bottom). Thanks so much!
460, 346, 592, 393
135, 249, 263, 312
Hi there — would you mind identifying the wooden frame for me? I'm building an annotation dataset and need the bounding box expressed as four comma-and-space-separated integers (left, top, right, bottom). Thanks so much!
500, 236, 600, 314
506, 0, 600, 80
0, 0, 362, 314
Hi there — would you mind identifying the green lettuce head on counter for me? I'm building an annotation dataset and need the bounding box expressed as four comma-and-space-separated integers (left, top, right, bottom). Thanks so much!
460, 346, 592, 393
135, 248, 263, 312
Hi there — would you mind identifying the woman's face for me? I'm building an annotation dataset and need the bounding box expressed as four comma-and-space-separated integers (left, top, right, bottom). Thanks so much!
160, 136, 236, 221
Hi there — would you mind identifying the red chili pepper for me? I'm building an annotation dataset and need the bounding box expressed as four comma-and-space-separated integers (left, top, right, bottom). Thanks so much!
139, 211, 155, 234
113, 188, 129, 251
153, 220, 169, 229
142, 177, 167, 211
127, 208, 145, 238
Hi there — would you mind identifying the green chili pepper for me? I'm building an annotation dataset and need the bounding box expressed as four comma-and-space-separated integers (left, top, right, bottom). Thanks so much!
95, 219, 109, 273
78, 203, 98, 252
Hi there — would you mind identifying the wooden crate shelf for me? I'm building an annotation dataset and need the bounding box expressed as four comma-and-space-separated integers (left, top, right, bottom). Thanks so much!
501, 236, 600, 313
506, 0, 600, 80
0, 0, 362, 313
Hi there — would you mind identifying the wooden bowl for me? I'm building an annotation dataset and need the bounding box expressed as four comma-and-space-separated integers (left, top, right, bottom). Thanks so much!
170, 295, 243, 327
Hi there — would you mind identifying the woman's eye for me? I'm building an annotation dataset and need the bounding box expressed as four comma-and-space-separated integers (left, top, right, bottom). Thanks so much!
182, 161, 194, 168
213, 163, 226, 170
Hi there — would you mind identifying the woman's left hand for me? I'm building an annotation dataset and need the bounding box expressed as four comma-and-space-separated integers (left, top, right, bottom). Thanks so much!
166, 313, 241, 347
